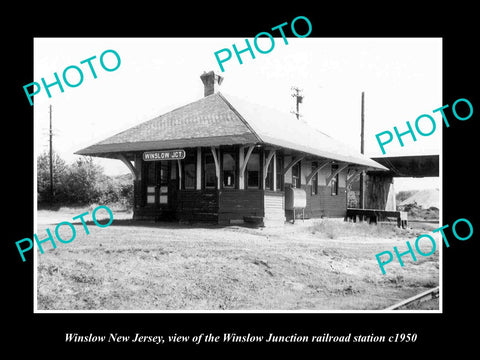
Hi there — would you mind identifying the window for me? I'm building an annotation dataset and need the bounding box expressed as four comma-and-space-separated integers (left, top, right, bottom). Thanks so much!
183, 151, 196, 189
292, 161, 301, 188
204, 152, 216, 188
331, 164, 338, 196
311, 162, 318, 195
275, 154, 283, 191
222, 152, 236, 188
246, 152, 260, 189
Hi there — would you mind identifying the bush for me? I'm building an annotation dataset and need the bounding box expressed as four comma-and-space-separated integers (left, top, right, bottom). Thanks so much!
62, 157, 104, 204
37, 152, 133, 209
347, 189, 359, 208
119, 183, 134, 209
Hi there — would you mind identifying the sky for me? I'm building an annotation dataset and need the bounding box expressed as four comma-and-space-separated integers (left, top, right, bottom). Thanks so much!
33, 37, 442, 191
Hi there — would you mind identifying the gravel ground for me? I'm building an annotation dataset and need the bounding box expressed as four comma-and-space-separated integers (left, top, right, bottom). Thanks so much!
35, 209, 440, 311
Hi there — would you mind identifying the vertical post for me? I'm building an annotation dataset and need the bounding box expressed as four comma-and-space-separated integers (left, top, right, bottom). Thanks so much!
177, 160, 182, 190
238, 146, 245, 190
49, 104, 54, 200
391, 178, 396, 210
210, 147, 220, 190
134, 154, 142, 210
196, 147, 201, 190
360, 91, 365, 155
261, 149, 266, 190
359, 92, 365, 210
273, 152, 277, 192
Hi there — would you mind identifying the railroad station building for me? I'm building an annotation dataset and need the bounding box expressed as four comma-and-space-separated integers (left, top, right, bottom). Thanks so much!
76, 71, 387, 225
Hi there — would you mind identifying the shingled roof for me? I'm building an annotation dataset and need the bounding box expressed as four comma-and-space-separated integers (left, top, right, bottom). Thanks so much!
76, 92, 387, 170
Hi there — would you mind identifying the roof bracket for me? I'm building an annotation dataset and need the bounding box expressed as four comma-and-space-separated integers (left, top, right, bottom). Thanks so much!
305, 160, 330, 184
210, 147, 220, 189
117, 154, 139, 180
282, 155, 305, 176
263, 150, 275, 180
239, 145, 255, 176
326, 163, 348, 186
346, 169, 362, 186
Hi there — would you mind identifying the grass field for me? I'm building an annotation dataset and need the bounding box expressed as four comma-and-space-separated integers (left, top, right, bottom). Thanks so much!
36, 208, 440, 311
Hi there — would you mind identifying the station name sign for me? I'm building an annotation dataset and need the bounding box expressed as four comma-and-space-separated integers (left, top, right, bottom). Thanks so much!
143, 150, 186, 161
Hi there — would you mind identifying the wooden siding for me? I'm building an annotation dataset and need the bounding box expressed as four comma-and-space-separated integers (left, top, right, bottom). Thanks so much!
364, 174, 394, 210
132, 154, 351, 223
175, 189, 219, 222
264, 191, 285, 223
307, 185, 347, 218
218, 189, 264, 224
284, 165, 348, 219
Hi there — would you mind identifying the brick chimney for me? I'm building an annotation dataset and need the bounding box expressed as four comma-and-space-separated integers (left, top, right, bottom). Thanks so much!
200, 70, 224, 97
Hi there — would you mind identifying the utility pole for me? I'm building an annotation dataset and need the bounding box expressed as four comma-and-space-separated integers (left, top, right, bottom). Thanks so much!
49, 104, 54, 200
290, 86, 304, 120
359, 92, 365, 209
360, 92, 365, 155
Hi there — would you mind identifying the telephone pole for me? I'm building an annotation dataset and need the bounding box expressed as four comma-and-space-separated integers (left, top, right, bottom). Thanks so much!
359, 92, 365, 209
49, 104, 54, 200
290, 86, 304, 120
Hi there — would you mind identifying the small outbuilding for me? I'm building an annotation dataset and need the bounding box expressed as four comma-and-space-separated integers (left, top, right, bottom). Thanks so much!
76, 71, 387, 225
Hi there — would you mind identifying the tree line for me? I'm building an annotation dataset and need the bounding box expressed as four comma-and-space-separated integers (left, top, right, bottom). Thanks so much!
37, 151, 133, 208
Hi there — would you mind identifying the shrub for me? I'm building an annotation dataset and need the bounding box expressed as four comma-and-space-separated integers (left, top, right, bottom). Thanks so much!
37, 152, 134, 209
62, 157, 104, 204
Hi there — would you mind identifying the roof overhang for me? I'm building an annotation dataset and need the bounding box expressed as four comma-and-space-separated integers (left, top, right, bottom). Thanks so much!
75, 134, 258, 159
368, 154, 439, 177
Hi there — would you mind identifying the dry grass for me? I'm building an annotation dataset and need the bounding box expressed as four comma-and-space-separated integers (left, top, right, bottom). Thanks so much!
36, 210, 440, 311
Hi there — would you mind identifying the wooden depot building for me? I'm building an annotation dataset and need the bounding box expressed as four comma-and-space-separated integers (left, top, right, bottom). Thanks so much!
76, 71, 387, 225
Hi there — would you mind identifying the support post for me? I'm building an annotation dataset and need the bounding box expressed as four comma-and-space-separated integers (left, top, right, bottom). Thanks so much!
134, 154, 142, 181
210, 147, 220, 190
239, 145, 255, 190
272, 152, 277, 191
263, 150, 275, 180
359, 91, 365, 209
177, 159, 182, 190
196, 147, 201, 190
262, 150, 275, 190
